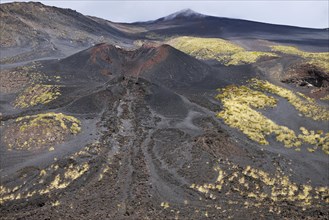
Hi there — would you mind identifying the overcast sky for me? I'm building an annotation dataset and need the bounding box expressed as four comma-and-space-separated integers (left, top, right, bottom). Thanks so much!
1, 0, 328, 28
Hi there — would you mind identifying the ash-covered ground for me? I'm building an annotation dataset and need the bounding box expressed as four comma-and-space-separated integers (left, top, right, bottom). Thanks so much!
1, 2, 328, 220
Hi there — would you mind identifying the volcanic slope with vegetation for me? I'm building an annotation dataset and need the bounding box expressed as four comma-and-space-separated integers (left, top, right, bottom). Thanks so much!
1, 2, 329, 219
167, 36, 278, 65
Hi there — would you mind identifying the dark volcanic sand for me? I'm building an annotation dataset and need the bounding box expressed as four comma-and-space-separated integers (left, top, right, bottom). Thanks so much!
1, 43, 328, 219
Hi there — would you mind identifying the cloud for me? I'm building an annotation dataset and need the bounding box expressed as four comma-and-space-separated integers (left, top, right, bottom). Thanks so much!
1, 0, 328, 28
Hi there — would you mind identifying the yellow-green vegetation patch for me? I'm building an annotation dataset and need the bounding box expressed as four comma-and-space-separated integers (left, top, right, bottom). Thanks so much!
298, 127, 329, 154
167, 36, 277, 65
14, 84, 61, 108
0, 143, 102, 205
3, 112, 81, 151
250, 79, 329, 121
216, 85, 298, 147
168, 36, 244, 59
191, 163, 329, 208
320, 94, 329, 101
0, 162, 89, 205
160, 202, 170, 209
271, 45, 329, 72
216, 82, 329, 153
221, 51, 277, 65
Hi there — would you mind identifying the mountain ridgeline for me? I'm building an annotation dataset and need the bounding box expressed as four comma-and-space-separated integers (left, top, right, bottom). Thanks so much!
1, 2, 328, 64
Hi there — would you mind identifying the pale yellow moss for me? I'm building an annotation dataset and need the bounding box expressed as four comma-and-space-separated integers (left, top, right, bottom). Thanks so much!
5, 112, 81, 151
168, 36, 244, 60
161, 202, 170, 209
216, 85, 299, 147
191, 167, 226, 195
224, 51, 277, 65
64, 163, 89, 180
168, 36, 277, 65
298, 128, 329, 154
0, 162, 89, 204
320, 95, 329, 101
14, 84, 61, 108
296, 92, 315, 103
251, 79, 329, 121
51, 200, 61, 206
98, 165, 110, 181
271, 45, 329, 72
190, 164, 329, 209
271, 45, 302, 55
70, 122, 81, 134
16, 112, 81, 135
215, 82, 329, 153
39, 169, 47, 176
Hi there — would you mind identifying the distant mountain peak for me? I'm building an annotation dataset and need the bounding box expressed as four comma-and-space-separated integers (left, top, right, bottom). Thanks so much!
162, 8, 205, 21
